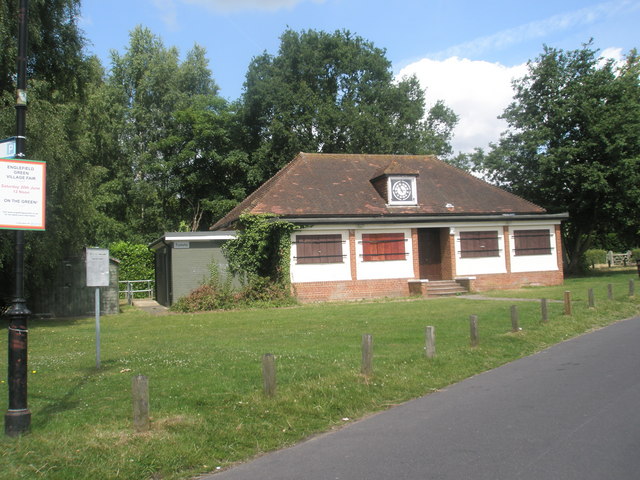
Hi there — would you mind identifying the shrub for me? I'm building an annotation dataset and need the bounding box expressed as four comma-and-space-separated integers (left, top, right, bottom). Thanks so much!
171, 274, 296, 313
585, 249, 607, 269
632, 248, 640, 261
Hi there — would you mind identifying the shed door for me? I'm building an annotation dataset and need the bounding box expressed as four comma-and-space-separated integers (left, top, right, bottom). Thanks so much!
418, 228, 442, 280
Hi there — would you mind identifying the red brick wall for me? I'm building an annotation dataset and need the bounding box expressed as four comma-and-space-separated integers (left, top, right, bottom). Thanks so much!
293, 278, 414, 303
292, 270, 563, 302
462, 270, 564, 293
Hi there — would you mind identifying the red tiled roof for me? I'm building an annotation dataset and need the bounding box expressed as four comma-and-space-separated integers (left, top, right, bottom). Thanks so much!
211, 153, 546, 229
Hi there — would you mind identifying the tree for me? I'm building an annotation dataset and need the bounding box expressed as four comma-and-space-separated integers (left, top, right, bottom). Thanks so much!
240, 29, 458, 186
0, 0, 87, 98
0, 0, 98, 302
98, 27, 246, 240
477, 42, 640, 273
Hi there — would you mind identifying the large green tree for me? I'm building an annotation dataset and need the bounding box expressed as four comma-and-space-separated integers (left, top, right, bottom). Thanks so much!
241, 29, 458, 186
477, 42, 640, 273
94, 27, 246, 240
0, 0, 98, 302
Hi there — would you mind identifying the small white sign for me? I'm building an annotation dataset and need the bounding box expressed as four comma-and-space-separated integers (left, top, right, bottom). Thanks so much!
0, 158, 46, 230
86, 248, 110, 287
0, 137, 16, 158
174, 241, 190, 249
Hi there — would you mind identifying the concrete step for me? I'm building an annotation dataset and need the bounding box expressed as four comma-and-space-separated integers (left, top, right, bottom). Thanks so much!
424, 280, 468, 297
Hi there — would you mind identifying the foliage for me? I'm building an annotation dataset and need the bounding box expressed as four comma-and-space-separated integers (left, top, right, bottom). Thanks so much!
172, 261, 295, 312
632, 248, 640, 261
585, 249, 607, 268
475, 42, 640, 274
0, 0, 101, 302
108, 241, 154, 281
90, 27, 245, 241
240, 28, 458, 185
223, 213, 298, 283
0, 0, 87, 98
0, 274, 637, 479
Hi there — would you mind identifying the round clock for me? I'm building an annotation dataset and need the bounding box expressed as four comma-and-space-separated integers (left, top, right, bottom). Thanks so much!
392, 180, 412, 201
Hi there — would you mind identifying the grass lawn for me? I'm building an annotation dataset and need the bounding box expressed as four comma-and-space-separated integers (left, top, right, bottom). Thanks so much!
1, 271, 639, 479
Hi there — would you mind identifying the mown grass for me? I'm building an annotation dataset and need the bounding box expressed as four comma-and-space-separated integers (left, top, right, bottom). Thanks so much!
1, 271, 639, 480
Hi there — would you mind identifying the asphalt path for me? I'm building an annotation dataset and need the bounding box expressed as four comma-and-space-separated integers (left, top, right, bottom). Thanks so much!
204, 316, 640, 480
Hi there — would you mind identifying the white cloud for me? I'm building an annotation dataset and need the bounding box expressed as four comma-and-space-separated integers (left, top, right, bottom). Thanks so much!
432, 0, 640, 59
152, 0, 180, 31
181, 0, 324, 13
398, 57, 528, 154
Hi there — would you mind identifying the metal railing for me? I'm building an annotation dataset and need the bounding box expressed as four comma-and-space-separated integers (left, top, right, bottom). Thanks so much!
119, 280, 154, 304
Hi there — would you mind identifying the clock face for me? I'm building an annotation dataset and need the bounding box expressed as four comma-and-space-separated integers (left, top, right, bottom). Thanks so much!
391, 179, 412, 202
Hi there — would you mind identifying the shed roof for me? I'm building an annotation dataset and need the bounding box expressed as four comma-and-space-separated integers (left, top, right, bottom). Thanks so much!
212, 153, 548, 230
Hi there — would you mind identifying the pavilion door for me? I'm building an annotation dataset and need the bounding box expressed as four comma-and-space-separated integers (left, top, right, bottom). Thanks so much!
418, 228, 442, 280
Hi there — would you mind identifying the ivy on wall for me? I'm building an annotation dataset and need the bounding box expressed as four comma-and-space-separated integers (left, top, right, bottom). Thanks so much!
222, 214, 298, 284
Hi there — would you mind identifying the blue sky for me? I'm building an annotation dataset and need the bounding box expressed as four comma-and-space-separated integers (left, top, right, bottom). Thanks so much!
79, 0, 640, 153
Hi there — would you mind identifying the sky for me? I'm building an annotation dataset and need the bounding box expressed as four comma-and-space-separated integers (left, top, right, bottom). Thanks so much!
79, 0, 640, 154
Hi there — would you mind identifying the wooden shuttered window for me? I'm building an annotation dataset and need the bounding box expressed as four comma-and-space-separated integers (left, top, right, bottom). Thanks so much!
513, 229, 552, 256
459, 231, 500, 258
295, 234, 344, 264
361, 233, 407, 261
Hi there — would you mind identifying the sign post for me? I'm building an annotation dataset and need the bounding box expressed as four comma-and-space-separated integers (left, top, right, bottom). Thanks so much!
5, 0, 33, 437
86, 248, 110, 369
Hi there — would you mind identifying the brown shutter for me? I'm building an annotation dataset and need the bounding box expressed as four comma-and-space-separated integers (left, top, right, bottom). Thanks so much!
460, 231, 500, 258
513, 230, 551, 256
362, 233, 406, 261
295, 234, 344, 264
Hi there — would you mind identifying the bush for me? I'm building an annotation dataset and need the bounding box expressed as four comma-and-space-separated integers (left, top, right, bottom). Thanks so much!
171, 274, 296, 313
109, 241, 154, 280
632, 248, 640, 261
171, 284, 236, 312
585, 249, 607, 268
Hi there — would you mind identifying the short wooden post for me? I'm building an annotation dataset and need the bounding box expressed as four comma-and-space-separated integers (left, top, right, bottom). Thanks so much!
588, 288, 595, 309
564, 291, 572, 316
630, 279, 635, 297
540, 298, 548, 323
510, 305, 519, 332
262, 353, 276, 397
469, 315, 479, 347
361, 334, 373, 377
607, 283, 613, 300
132, 375, 149, 432
425, 326, 436, 358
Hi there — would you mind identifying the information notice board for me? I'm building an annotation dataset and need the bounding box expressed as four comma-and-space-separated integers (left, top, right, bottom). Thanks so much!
0, 158, 46, 230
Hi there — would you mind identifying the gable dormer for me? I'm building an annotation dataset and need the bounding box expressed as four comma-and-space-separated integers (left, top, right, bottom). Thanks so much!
370, 159, 419, 206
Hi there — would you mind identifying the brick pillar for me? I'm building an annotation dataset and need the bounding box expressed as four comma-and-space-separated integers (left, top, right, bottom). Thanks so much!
411, 228, 420, 278
441, 228, 456, 279
503, 226, 512, 273
555, 224, 563, 271
349, 229, 357, 280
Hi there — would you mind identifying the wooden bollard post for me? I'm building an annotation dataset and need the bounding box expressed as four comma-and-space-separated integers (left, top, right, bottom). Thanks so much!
469, 315, 479, 347
361, 334, 373, 377
510, 305, 519, 332
262, 353, 276, 397
540, 298, 548, 323
425, 326, 436, 358
630, 279, 635, 297
588, 288, 595, 309
607, 283, 613, 300
132, 375, 149, 432
564, 291, 572, 316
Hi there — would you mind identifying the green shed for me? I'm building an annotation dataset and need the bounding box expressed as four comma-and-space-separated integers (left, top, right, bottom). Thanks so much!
149, 231, 237, 307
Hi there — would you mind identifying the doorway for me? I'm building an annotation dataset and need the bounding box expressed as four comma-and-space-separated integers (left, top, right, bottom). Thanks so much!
418, 228, 442, 280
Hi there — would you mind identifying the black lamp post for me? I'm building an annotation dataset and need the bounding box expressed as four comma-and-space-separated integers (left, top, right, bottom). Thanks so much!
4, 0, 31, 437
